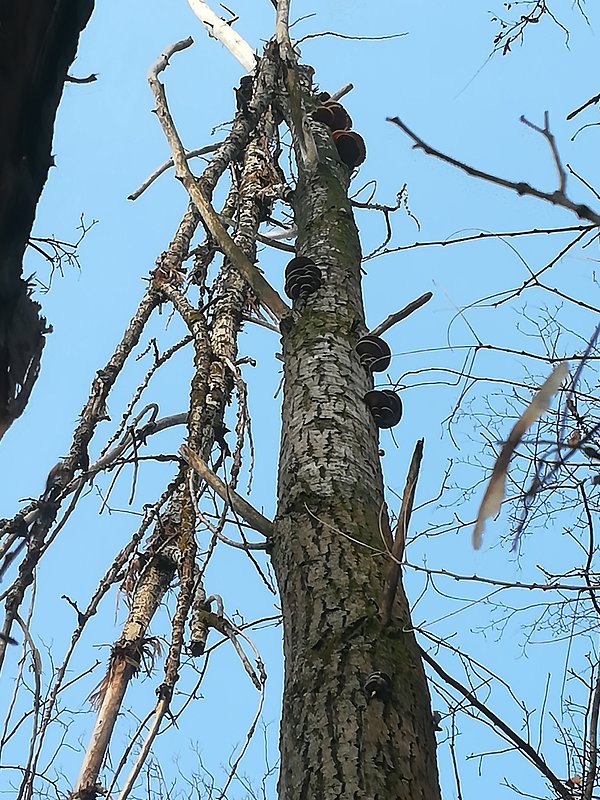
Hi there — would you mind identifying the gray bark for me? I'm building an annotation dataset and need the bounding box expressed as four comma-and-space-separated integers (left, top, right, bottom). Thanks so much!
273, 117, 441, 799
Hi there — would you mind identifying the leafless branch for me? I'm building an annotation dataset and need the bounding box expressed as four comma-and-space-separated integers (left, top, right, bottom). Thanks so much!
387, 116, 600, 226
381, 438, 424, 624
370, 292, 433, 338
520, 112, 567, 194
180, 445, 273, 538
419, 647, 572, 800
128, 143, 224, 200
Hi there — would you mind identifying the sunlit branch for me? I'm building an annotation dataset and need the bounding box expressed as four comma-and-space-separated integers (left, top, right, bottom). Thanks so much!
187, 0, 257, 71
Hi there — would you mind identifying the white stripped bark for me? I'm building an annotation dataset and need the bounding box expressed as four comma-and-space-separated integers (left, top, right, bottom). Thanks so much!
187, 0, 257, 72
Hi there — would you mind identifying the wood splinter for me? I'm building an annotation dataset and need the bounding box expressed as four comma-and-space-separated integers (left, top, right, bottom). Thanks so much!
381, 438, 424, 625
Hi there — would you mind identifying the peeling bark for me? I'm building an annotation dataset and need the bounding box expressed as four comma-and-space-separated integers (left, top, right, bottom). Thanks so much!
70, 119, 279, 797
273, 107, 441, 797
72, 549, 177, 799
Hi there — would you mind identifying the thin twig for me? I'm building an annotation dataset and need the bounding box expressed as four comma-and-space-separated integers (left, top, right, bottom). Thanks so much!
387, 116, 600, 225
128, 143, 224, 200
520, 112, 567, 194
419, 647, 572, 800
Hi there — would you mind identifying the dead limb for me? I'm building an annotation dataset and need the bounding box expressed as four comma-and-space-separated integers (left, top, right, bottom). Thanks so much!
330, 82, 353, 101
180, 444, 273, 538
148, 39, 290, 321
369, 292, 433, 338
276, 0, 318, 171
128, 142, 224, 200
381, 439, 423, 624
419, 646, 572, 800
187, 0, 257, 72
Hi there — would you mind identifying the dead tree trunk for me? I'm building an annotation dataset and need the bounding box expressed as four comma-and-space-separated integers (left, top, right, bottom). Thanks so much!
272, 72, 442, 800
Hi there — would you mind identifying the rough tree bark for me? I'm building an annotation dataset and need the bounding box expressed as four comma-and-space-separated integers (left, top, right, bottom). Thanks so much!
272, 77, 442, 798
0, 0, 94, 440
1, 10, 442, 797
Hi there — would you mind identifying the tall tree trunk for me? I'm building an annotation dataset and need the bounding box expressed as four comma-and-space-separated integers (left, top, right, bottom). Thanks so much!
273, 110, 441, 798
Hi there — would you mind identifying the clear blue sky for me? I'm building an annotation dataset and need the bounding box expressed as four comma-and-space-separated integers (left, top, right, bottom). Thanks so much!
1, 1, 599, 797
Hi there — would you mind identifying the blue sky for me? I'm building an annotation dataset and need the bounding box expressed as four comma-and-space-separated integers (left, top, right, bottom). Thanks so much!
1, 1, 600, 798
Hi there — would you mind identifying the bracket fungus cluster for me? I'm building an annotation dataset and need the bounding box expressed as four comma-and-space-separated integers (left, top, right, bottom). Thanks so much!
364, 389, 403, 429
363, 670, 392, 702
284, 256, 322, 301
355, 334, 391, 373
356, 334, 402, 429
311, 92, 366, 170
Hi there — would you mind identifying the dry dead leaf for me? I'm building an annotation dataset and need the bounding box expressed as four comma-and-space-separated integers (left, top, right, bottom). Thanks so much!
472, 361, 569, 549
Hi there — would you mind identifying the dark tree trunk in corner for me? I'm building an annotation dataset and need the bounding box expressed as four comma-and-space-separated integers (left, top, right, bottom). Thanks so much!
0, 0, 94, 439
272, 104, 442, 797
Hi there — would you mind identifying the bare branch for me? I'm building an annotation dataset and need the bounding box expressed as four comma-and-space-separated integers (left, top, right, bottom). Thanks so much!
567, 90, 600, 121
419, 647, 572, 800
187, 0, 257, 72
276, 0, 318, 171
370, 292, 433, 338
148, 39, 290, 321
387, 116, 600, 226
180, 445, 274, 538
128, 142, 224, 200
520, 111, 567, 194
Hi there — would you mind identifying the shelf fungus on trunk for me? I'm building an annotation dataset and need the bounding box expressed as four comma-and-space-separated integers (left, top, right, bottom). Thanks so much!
311, 101, 352, 132
332, 129, 367, 169
283, 256, 322, 301
364, 670, 393, 702
364, 388, 403, 429
355, 334, 392, 372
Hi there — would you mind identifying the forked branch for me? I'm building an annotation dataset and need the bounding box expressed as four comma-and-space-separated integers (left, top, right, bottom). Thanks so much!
388, 116, 600, 226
